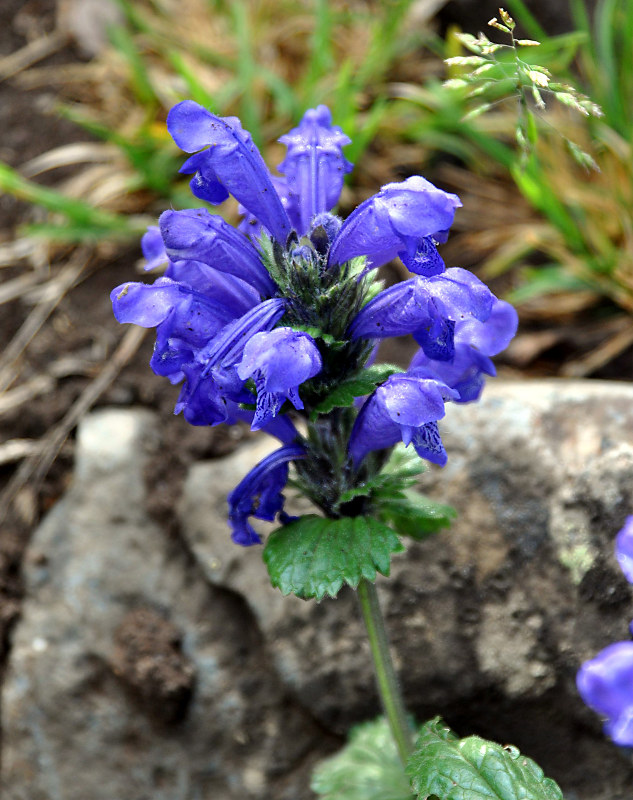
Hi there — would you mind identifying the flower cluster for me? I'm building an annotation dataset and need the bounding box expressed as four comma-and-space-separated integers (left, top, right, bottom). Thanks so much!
111, 101, 517, 544
577, 516, 633, 746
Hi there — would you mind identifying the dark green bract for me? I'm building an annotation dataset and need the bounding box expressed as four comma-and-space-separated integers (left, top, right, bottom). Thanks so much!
263, 515, 404, 600
406, 718, 564, 800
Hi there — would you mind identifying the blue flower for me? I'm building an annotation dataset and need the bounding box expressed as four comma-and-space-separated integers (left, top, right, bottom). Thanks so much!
615, 516, 633, 584
577, 641, 633, 746
175, 298, 286, 425
237, 328, 322, 430
159, 207, 275, 297
348, 267, 495, 362
228, 443, 306, 545
277, 104, 353, 236
348, 373, 458, 466
410, 296, 518, 402
167, 101, 292, 244
328, 176, 461, 274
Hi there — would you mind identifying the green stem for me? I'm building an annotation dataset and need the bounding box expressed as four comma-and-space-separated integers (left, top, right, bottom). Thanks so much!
356, 578, 414, 765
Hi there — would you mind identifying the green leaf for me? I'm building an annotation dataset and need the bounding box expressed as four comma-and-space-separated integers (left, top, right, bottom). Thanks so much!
380, 491, 457, 540
312, 717, 414, 800
263, 515, 404, 600
312, 364, 402, 417
407, 717, 564, 800
289, 324, 346, 349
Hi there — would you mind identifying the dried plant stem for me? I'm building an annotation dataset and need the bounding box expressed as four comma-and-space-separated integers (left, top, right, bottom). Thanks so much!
0, 252, 89, 393
0, 325, 146, 525
356, 578, 414, 765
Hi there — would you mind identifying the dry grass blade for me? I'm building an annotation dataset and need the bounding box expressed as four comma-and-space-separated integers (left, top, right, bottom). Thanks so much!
0, 375, 56, 416
0, 30, 69, 82
0, 440, 44, 467
561, 319, 633, 377
0, 251, 89, 393
0, 273, 42, 305
0, 237, 48, 269
0, 324, 147, 526
20, 143, 120, 177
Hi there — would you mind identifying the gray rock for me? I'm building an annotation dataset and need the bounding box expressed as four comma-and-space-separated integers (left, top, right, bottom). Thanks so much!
1, 408, 327, 800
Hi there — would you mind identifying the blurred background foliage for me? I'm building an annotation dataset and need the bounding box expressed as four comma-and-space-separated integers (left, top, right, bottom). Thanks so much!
1, 0, 632, 376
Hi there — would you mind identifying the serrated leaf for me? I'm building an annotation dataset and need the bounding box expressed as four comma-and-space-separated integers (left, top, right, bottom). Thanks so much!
312, 364, 402, 418
407, 717, 564, 800
312, 717, 413, 800
380, 491, 456, 540
263, 515, 404, 600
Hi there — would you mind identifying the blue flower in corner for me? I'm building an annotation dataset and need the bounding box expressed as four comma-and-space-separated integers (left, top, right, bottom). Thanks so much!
615, 516, 633, 584
577, 641, 633, 746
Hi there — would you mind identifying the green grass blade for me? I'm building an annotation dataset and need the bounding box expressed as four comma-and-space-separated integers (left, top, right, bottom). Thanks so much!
107, 23, 158, 108
0, 161, 138, 236
166, 50, 217, 108
228, 0, 262, 147
301, 0, 335, 102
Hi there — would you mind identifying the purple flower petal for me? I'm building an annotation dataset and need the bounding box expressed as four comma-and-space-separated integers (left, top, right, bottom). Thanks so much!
399, 236, 446, 278
160, 208, 275, 297
453, 297, 518, 357
328, 176, 461, 270
348, 269, 494, 357
198, 298, 286, 375
165, 259, 260, 316
577, 641, 633, 746
348, 373, 457, 465
167, 101, 292, 243
111, 277, 183, 327
141, 225, 169, 271
168, 299, 286, 425
411, 422, 448, 466
411, 344, 495, 404
228, 443, 306, 545
278, 105, 352, 236
237, 328, 322, 430
408, 294, 517, 402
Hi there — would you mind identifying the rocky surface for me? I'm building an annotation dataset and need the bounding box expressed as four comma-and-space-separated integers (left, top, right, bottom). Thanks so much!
3, 380, 633, 799
1, 409, 330, 800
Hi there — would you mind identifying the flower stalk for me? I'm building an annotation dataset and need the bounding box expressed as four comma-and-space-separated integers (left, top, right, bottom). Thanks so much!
356, 577, 414, 765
